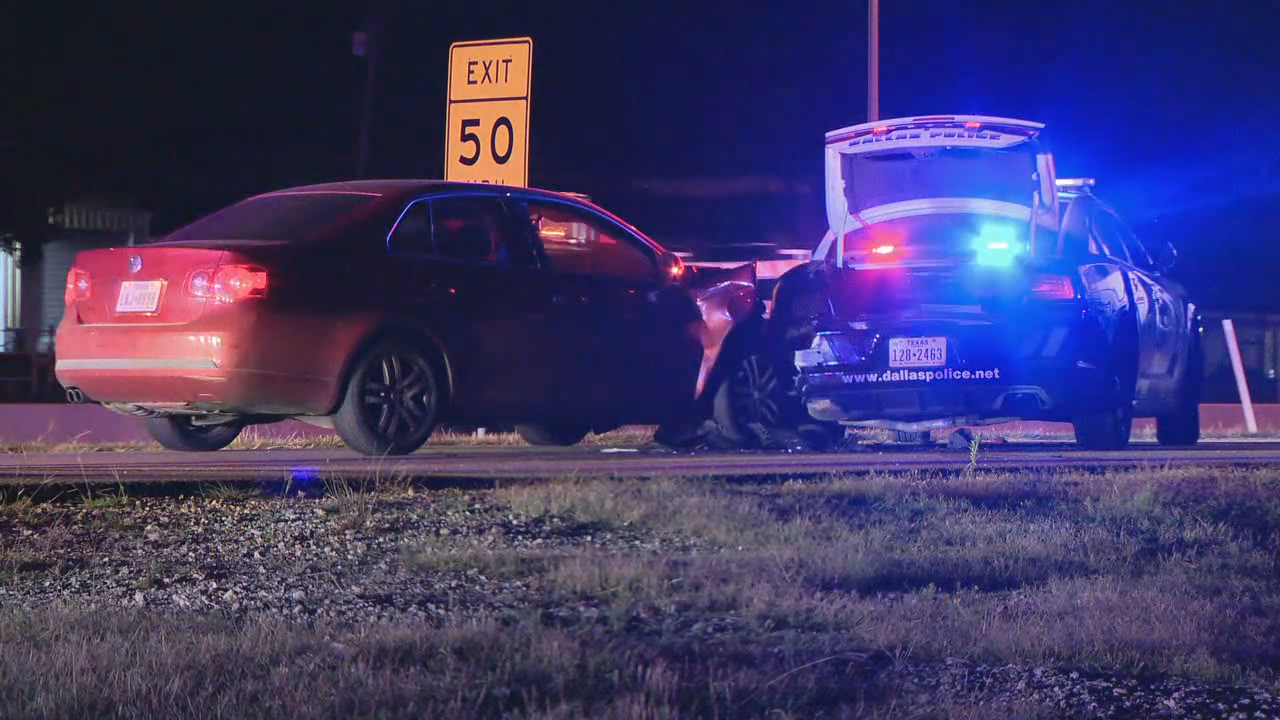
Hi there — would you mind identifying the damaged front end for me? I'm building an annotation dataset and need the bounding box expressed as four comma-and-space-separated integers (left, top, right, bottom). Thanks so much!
651, 259, 767, 448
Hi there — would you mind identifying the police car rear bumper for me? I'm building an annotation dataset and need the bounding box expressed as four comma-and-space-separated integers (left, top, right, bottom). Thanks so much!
796, 327, 1110, 424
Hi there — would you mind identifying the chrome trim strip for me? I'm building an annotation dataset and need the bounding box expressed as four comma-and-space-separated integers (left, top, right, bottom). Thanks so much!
55, 358, 219, 371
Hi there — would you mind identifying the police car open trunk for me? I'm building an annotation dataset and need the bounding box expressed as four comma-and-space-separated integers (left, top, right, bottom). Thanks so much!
818, 115, 1063, 321
792, 116, 1088, 425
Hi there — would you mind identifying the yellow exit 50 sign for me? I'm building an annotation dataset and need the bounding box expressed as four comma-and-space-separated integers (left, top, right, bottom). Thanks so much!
445, 37, 532, 187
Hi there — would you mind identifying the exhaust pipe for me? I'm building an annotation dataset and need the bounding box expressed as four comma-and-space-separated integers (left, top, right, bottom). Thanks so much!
65, 387, 86, 404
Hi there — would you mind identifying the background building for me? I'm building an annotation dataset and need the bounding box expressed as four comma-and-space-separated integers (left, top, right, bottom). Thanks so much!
0, 198, 149, 400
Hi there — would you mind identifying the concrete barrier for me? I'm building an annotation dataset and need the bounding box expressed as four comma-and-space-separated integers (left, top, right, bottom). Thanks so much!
985, 404, 1280, 438
0, 403, 1274, 447
0, 405, 334, 445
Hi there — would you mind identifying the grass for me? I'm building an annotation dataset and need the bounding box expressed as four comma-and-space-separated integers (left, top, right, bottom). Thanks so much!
2, 465, 1279, 717
477, 467, 1280, 685
200, 482, 265, 502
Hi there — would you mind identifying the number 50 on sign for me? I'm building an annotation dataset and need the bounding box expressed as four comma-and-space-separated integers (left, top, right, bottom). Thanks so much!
445, 37, 532, 187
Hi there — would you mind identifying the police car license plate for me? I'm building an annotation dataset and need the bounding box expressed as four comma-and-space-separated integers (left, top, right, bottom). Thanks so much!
116, 281, 163, 313
889, 337, 946, 368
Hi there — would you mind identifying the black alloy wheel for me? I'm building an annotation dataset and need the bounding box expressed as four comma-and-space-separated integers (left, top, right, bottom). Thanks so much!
713, 352, 838, 450
334, 340, 441, 456
729, 354, 785, 429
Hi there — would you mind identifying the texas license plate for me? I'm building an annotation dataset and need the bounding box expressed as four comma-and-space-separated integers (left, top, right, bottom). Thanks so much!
116, 281, 163, 313
889, 337, 947, 368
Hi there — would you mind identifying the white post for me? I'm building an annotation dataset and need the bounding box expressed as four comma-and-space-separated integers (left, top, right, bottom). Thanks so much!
1222, 318, 1258, 434
475, 427, 487, 439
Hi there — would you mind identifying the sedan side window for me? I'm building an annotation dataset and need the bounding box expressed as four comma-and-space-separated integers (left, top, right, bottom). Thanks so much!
431, 197, 505, 263
387, 200, 432, 257
525, 202, 655, 279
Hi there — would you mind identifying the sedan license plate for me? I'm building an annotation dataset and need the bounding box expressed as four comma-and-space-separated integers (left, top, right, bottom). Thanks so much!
116, 281, 163, 313
889, 337, 947, 368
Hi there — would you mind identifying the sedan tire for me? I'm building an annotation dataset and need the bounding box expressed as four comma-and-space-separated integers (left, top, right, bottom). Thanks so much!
516, 423, 590, 447
146, 416, 243, 452
713, 351, 840, 450
334, 339, 442, 456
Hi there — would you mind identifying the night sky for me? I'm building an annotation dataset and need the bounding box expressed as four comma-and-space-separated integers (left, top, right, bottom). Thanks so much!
4, 0, 1280, 298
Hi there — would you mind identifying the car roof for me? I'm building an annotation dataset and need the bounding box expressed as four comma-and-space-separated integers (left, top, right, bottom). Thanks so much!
259, 179, 594, 205
257, 180, 664, 251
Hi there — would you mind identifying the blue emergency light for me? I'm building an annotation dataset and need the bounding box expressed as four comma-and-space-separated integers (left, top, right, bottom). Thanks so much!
972, 224, 1024, 268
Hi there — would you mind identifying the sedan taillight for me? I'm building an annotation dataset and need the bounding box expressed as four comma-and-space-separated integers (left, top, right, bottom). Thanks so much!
64, 268, 91, 306
186, 265, 268, 303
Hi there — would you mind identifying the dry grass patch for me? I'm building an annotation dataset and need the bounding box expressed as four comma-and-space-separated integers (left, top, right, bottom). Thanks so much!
495, 476, 770, 548
5, 464, 1280, 717
0, 607, 922, 719
482, 468, 1280, 687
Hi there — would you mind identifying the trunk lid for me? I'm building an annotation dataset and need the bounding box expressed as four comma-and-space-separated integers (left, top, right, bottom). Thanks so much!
70, 246, 228, 325
821, 115, 1060, 254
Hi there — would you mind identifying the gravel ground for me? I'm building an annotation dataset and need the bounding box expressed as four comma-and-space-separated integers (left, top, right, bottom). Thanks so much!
2, 479, 1278, 719
0, 490, 698, 623
886, 659, 1280, 719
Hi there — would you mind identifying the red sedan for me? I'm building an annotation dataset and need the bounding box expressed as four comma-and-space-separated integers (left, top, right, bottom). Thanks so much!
55, 181, 757, 454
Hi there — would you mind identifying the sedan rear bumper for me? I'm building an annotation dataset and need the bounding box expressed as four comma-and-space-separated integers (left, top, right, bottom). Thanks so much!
53, 312, 345, 416
55, 363, 332, 416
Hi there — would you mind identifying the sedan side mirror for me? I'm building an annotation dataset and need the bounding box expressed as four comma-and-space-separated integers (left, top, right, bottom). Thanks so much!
1156, 242, 1177, 273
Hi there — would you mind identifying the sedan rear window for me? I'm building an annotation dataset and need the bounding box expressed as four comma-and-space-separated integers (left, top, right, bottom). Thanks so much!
163, 192, 381, 243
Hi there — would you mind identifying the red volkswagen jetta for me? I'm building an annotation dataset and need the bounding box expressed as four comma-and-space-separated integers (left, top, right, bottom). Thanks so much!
55, 181, 755, 455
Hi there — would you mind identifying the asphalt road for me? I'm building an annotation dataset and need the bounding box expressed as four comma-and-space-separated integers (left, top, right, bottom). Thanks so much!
3, 440, 1280, 486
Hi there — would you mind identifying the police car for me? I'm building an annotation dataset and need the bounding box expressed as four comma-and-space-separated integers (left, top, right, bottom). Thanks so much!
712, 115, 1200, 449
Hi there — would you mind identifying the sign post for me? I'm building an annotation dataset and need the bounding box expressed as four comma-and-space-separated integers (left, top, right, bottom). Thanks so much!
445, 37, 533, 187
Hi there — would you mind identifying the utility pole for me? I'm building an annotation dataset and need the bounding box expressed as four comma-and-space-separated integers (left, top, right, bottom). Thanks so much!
355, 1, 392, 177
868, 0, 880, 122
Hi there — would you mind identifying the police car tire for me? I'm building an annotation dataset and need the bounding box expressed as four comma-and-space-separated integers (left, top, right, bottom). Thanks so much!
1157, 343, 1202, 447
1156, 404, 1199, 447
1073, 402, 1132, 451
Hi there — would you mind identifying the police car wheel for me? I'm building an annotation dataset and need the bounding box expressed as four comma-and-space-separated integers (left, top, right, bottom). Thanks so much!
1157, 342, 1201, 447
1073, 402, 1133, 451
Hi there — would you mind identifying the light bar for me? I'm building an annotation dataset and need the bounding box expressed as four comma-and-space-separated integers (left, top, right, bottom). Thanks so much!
1055, 177, 1096, 189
